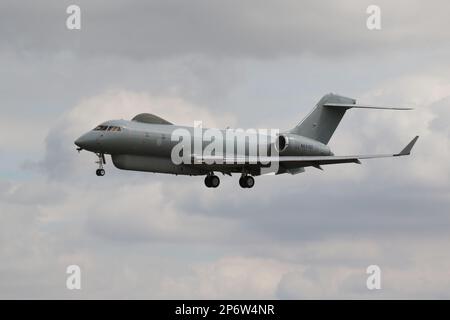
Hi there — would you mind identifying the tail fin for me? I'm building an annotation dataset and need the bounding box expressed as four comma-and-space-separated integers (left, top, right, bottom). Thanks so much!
289, 93, 355, 144
289, 93, 412, 144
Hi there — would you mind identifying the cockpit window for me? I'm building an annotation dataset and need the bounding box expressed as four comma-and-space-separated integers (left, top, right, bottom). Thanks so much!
93, 125, 122, 131
93, 125, 108, 131
107, 126, 122, 132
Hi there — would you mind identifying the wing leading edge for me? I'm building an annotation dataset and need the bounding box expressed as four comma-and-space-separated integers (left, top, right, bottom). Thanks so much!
192, 136, 419, 167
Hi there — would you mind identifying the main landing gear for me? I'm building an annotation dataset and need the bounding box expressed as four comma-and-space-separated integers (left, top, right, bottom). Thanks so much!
95, 153, 106, 177
204, 174, 220, 188
204, 173, 255, 188
239, 175, 255, 188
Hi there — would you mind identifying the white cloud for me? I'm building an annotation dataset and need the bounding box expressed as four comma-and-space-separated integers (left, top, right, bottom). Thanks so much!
32, 90, 235, 179
65, 90, 235, 133
160, 256, 292, 299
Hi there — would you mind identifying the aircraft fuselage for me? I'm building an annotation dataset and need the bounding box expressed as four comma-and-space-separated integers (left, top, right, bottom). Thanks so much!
75, 119, 332, 176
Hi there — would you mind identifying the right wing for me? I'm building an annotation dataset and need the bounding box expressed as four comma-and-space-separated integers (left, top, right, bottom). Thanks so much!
192, 136, 419, 167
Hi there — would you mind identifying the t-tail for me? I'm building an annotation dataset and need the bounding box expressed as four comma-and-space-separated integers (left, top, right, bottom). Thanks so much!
289, 93, 412, 144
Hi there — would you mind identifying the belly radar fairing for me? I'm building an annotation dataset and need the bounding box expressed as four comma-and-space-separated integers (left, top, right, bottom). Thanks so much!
74, 93, 418, 188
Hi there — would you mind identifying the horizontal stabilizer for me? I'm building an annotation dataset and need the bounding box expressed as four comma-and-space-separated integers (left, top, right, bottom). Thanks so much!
323, 103, 412, 110
289, 93, 413, 145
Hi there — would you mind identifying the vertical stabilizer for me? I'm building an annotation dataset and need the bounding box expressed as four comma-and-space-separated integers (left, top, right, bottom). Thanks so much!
289, 93, 355, 144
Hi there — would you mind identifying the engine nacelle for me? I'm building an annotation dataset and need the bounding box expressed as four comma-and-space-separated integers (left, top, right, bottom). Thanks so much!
275, 133, 331, 156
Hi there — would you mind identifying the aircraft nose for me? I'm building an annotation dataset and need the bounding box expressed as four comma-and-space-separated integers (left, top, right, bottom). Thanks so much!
75, 131, 102, 152
74, 136, 87, 149
75, 133, 95, 150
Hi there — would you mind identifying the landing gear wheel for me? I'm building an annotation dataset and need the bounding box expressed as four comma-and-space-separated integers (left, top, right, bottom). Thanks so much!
204, 176, 212, 188
239, 176, 254, 188
95, 153, 106, 177
205, 175, 220, 188
245, 176, 254, 188
210, 175, 220, 188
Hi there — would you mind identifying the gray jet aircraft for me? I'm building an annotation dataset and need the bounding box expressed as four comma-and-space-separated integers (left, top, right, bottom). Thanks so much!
74, 93, 418, 188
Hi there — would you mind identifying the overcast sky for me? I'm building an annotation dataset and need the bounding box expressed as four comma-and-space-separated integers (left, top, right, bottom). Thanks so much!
0, 0, 449, 299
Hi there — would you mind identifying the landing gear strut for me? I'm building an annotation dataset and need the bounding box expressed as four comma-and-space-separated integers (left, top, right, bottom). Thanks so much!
239, 175, 254, 188
95, 153, 106, 177
204, 174, 220, 188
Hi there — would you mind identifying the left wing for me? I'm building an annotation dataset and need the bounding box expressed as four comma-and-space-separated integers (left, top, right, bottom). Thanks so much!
323, 103, 413, 110
192, 136, 419, 167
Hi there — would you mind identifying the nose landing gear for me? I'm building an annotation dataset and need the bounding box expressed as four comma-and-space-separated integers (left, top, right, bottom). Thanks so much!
204, 174, 220, 188
95, 153, 106, 177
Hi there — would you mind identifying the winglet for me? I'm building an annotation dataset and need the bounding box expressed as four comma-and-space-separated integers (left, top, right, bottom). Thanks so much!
396, 136, 419, 156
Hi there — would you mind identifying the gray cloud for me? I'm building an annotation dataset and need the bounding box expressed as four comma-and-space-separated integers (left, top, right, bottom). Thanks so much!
1, 83, 448, 298
1, 0, 450, 60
